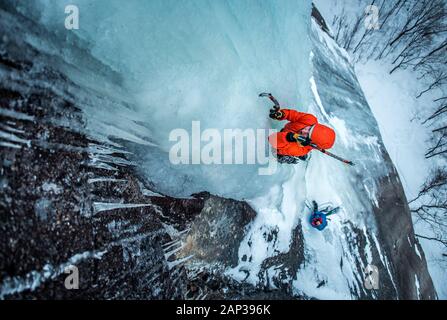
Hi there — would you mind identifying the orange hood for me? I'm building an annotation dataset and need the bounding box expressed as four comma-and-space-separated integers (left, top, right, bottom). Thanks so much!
311, 124, 335, 149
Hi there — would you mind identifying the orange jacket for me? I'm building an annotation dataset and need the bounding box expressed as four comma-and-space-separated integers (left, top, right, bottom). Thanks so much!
268, 109, 335, 157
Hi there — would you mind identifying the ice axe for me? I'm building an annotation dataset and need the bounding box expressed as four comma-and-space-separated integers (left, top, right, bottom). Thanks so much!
259, 92, 280, 111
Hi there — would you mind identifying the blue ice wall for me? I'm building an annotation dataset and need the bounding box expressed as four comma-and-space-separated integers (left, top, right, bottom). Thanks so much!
21, 0, 313, 198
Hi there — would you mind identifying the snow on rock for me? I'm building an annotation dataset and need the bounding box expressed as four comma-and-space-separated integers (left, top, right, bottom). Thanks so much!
41, 182, 62, 194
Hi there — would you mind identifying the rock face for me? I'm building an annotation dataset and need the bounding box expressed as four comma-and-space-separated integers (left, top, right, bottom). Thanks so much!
0, 44, 180, 298
374, 168, 436, 299
178, 195, 257, 267
0, 3, 436, 300
0, 5, 183, 299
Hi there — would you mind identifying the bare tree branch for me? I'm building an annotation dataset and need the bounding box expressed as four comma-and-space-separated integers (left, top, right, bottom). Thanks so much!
415, 234, 447, 247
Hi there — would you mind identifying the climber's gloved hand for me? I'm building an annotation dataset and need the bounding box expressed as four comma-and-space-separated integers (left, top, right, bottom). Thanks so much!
269, 108, 284, 120
286, 132, 298, 142
286, 132, 311, 146
300, 136, 311, 146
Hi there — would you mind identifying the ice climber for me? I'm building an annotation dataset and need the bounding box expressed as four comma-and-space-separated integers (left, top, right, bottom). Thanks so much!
309, 200, 340, 231
268, 107, 336, 164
